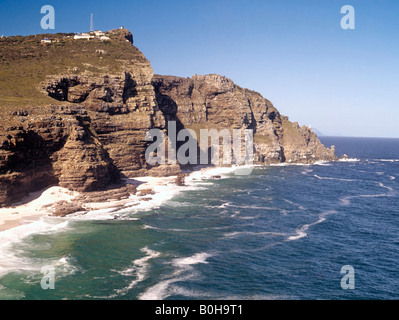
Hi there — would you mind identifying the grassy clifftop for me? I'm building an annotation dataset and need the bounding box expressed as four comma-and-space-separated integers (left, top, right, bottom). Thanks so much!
0, 29, 144, 112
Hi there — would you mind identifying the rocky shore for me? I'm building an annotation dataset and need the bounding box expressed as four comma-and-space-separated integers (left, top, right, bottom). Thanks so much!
0, 165, 242, 231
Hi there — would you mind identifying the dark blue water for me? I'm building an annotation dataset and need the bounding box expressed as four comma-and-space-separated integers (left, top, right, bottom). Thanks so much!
0, 137, 398, 300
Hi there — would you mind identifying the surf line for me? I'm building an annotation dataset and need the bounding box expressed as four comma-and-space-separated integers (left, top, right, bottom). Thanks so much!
340, 181, 395, 206
286, 210, 338, 242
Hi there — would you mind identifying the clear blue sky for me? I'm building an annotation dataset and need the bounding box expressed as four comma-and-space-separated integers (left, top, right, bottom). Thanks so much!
1, 0, 398, 137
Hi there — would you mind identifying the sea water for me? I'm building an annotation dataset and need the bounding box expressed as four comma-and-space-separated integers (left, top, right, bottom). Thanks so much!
0, 137, 398, 300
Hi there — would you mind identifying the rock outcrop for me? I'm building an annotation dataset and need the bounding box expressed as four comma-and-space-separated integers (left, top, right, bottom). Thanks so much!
0, 29, 337, 207
0, 105, 120, 206
153, 74, 336, 165
39, 41, 178, 178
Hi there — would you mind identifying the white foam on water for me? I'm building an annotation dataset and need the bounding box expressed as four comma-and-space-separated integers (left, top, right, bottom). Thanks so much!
142, 224, 157, 230
71, 169, 221, 223
143, 224, 197, 232
338, 158, 360, 162
236, 214, 260, 220
139, 251, 212, 300
142, 225, 190, 232
314, 174, 357, 182
110, 246, 161, 298
227, 204, 281, 211
123, 165, 251, 216
269, 161, 334, 167
0, 165, 251, 251
136, 184, 193, 211
301, 168, 314, 175
341, 190, 392, 206
377, 182, 394, 193
0, 284, 26, 300
339, 180, 395, 207
54, 255, 80, 277
223, 231, 286, 239
287, 229, 307, 241
68, 182, 191, 223
165, 201, 195, 208
340, 197, 351, 206
119, 247, 161, 276
138, 276, 180, 300
283, 199, 307, 211
218, 202, 231, 209
0, 217, 72, 278
142, 224, 230, 233
230, 210, 240, 218
283, 199, 297, 206
0, 217, 68, 249
184, 165, 250, 186
374, 159, 399, 162
69, 208, 123, 221
286, 210, 337, 242
313, 160, 332, 166
270, 163, 309, 167
172, 252, 212, 267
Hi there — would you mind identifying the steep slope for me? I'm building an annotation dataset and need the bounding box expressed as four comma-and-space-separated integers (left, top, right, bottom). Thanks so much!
0, 29, 336, 207
153, 74, 337, 165
0, 29, 179, 207
0, 105, 120, 205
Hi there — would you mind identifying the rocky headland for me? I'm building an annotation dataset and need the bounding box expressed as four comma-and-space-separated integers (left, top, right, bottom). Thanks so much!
0, 28, 336, 210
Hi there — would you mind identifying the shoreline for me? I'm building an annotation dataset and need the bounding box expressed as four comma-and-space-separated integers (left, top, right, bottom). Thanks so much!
0, 165, 240, 233
0, 187, 77, 232
0, 160, 344, 233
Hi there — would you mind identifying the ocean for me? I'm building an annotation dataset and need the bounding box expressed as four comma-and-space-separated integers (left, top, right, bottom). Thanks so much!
0, 136, 398, 300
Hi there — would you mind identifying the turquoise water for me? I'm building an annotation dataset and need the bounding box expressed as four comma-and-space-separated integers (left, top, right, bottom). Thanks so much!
0, 137, 398, 300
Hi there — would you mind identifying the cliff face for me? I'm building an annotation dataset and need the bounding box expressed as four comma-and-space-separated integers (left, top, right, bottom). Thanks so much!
153, 74, 337, 165
39, 29, 178, 178
0, 106, 120, 205
0, 29, 179, 206
0, 29, 336, 207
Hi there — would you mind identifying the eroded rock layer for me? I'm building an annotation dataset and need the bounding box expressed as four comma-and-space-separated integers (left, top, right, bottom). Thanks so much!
0, 29, 336, 207
153, 74, 337, 165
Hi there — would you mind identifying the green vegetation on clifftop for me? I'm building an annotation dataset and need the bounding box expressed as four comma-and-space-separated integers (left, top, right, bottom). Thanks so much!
0, 29, 144, 112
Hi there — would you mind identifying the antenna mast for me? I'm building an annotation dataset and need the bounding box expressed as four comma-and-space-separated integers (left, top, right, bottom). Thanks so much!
90, 13, 94, 32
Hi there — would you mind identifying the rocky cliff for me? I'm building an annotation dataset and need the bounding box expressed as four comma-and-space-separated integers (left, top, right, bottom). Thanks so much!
153, 74, 336, 165
0, 29, 336, 207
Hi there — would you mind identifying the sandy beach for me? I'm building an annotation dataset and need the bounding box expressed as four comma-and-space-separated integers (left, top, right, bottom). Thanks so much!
0, 177, 174, 232
0, 187, 77, 232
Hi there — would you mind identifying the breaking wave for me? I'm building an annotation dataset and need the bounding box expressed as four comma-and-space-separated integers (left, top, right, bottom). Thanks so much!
109, 246, 161, 298
139, 252, 212, 300
287, 210, 337, 241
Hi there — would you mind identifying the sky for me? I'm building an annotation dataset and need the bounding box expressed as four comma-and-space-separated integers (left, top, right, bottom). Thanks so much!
1, 0, 398, 138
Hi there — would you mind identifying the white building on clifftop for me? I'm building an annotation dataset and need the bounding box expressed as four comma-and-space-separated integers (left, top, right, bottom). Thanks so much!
74, 32, 93, 40
74, 31, 109, 41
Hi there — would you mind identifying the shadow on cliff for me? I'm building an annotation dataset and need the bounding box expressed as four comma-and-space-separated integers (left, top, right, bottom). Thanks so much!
123, 72, 138, 103
154, 92, 214, 171
0, 130, 59, 207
